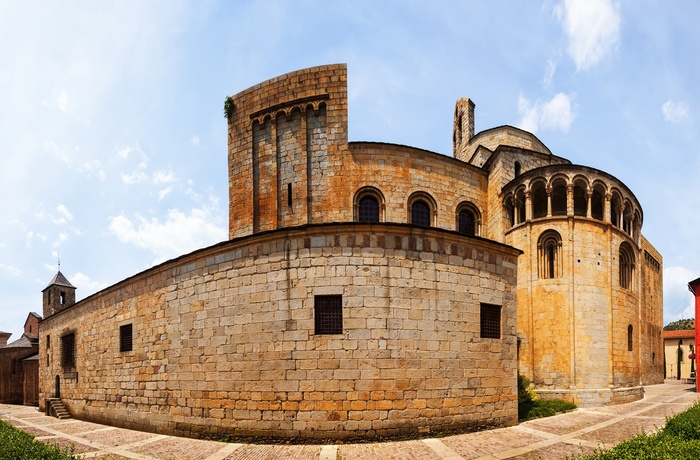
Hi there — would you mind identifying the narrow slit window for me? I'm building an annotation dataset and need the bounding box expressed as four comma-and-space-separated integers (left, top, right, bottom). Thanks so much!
287, 183, 292, 207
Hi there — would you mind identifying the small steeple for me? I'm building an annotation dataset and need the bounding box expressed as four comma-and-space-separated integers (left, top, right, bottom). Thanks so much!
42, 270, 76, 318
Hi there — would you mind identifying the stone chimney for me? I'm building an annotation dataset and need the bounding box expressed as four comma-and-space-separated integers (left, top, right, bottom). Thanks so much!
0, 332, 11, 347
453, 98, 475, 162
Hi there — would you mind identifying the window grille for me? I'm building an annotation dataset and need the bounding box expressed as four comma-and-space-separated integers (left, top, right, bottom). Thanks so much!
315, 295, 343, 335
61, 333, 75, 367
411, 200, 431, 227
120, 324, 133, 352
480, 303, 501, 339
359, 196, 380, 222
458, 209, 476, 236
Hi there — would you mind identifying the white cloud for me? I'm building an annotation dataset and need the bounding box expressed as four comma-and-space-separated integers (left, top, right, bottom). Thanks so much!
152, 170, 176, 184
56, 204, 73, 222
25, 231, 47, 248
117, 146, 134, 160
662, 100, 690, 124
663, 265, 700, 325
543, 59, 557, 90
69, 272, 109, 298
158, 187, 173, 201
517, 93, 576, 134
555, 0, 621, 71
108, 203, 226, 264
190, 135, 200, 146
57, 89, 68, 112
122, 165, 176, 185
52, 233, 69, 247
41, 88, 69, 112
0, 264, 22, 277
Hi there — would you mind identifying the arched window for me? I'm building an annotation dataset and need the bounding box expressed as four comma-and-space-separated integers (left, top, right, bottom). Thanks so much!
627, 325, 633, 351
408, 192, 436, 228
591, 185, 605, 220
611, 193, 622, 227
458, 210, 475, 235
515, 189, 526, 224
573, 184, 587, 216
551, 183, 567, 216
359, 196, 379, 222
353, 187, 384, 223
619, 242, 635, 290
531, 181, 547, 219
623, 203, 633, 235
456, 202, 480, 236
538, 230, 562, 279
412, 200, 431, 227
504, 196, 515, 227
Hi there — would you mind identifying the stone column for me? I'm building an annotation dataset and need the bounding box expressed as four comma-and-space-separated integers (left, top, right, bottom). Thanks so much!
586, 190, 593, 218
525, 189, 532, 221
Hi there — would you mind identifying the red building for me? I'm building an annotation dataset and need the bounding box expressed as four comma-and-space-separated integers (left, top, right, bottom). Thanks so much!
688, 277, 700, 392
0, 312, 41, 405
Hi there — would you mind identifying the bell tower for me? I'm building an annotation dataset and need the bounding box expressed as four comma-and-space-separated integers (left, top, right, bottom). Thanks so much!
42, 271, 76, 318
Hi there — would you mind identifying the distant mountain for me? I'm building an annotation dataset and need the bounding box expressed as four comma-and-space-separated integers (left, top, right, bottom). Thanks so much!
664, 318, 695, 331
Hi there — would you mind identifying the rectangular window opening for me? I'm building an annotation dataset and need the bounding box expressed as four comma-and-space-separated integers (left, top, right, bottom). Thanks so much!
120, 324, 133, 352
480, 303, 501, 339
60, 333, 76, 367
287, 183, 292, 207
315, 295, 343, 335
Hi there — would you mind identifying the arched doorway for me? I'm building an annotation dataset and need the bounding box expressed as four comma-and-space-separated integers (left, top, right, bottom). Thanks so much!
55, 375, 60, 398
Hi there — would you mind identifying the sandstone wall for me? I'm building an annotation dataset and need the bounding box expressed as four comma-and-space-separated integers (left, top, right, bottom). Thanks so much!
228, 64, 348, 239
39, 224, 519, 440
639, 236, 664, 385
347, 143, 488, 231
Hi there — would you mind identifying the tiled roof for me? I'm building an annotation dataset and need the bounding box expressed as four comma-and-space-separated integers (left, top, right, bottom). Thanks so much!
0, 335, 34, 349
663, 329, 696, 339
43, 270, 75, 290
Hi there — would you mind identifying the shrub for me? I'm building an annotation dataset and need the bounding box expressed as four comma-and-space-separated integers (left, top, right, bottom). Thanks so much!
0, 420, 79, 460
518, 374, 577, 421
663, 400, 700, 441
570, 400, 700, 459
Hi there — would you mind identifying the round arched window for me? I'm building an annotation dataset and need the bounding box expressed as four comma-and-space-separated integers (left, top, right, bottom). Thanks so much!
458, 209, 476, 236
358, 196, 380, 222
411, 200, 431, 227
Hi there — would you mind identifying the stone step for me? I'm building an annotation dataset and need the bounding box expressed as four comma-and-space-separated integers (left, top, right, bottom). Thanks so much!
48, 399, 71, 420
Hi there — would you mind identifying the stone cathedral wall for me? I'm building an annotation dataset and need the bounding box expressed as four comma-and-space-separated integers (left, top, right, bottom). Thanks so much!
39, 224, 520, 440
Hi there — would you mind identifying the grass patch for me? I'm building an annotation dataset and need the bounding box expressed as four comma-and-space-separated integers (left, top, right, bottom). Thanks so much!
569, 400, 700, 459
0, 419, 80, 459
518, 375, 577, 421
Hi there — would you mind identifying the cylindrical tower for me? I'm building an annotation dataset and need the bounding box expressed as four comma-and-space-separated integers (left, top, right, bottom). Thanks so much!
501, 164, 658, 407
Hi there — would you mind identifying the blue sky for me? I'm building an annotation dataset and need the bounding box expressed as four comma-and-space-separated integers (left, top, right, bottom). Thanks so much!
0, 0, 698, 339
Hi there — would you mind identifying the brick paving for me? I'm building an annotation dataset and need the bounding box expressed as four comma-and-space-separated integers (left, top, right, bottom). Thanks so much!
1, 382, 697, 460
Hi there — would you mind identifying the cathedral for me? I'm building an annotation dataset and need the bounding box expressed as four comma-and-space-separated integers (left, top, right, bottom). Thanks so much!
37, 64, 663, 440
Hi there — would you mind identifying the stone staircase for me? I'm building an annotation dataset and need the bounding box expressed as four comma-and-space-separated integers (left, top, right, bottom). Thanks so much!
47, 398, 71, 420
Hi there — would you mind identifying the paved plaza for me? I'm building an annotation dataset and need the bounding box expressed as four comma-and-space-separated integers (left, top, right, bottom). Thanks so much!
1, 382, 697, 460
